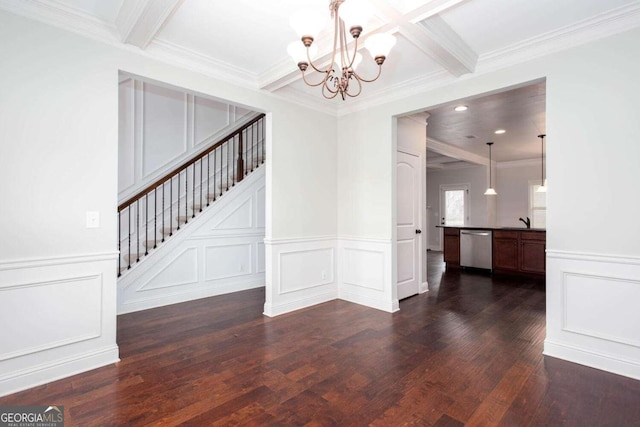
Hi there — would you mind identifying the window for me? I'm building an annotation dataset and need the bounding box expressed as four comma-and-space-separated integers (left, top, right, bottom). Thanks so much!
529, 181, 547, 228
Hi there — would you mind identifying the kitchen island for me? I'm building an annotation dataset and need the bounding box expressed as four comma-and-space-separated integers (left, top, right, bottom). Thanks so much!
439, 226, 546, 276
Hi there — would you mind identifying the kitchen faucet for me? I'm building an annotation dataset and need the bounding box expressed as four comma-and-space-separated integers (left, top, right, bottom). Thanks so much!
519, 217, 531, 229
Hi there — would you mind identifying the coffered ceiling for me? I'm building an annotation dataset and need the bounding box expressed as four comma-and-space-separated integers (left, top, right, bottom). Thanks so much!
2, 0, 639, 116
2, 0, 638, 167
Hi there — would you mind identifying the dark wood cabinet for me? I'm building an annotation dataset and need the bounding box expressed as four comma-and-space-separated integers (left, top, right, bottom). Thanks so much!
493, 230, 519, 272
493, 230, 546, 276
520, 232, 546, 274
441, 227, 546, 276
443, 227, 460, 267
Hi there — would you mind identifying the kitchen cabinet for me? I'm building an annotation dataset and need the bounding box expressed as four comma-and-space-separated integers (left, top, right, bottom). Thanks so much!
440, 227, 545, 276
520, 231, 546, 274
443, 227, 460, 267
493, 230, 546, 276
493, 230, 519, 272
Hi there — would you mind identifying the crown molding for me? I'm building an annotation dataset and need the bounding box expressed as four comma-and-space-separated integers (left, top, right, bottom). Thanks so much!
146, 38, 259, 90
0, 0, 119, 43
2, 0, 639, 119
476, 2, 640, 75
265, 86, 339, 117
337, 2, 640, 117
337, 69, 454, 116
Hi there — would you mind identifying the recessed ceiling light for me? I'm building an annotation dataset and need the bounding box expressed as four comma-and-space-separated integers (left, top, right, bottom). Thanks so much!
494, 129, 506, 134
454, 105, 468, 112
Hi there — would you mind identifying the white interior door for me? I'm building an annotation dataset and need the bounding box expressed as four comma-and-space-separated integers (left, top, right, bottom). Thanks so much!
397, 151, 421, 300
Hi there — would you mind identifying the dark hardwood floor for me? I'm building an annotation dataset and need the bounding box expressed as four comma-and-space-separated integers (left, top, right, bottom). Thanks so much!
2, 252, 640, 426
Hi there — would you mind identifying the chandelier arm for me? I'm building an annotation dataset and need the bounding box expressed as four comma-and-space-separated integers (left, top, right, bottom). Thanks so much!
345, 75, 363, 98
321, 76, 340, 95
339, 19, 348, 70
322, 82, 340, 99
301, 70, 332, 87
305, 48, 331, 74
352, 64, 383, 83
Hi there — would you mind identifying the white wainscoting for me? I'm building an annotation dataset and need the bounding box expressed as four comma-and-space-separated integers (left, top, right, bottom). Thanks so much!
545, 250, 640, 380
118, 77, 258, 201
0, 253, 119, 397
338, 237, 398, 313
117, 168, 265, 314
263, 237, 337, 317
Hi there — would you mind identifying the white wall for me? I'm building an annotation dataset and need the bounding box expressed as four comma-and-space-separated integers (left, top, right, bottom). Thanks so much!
0, 9, 338, 396
338, 27, 640, 379
496, 161, 541, 227
118, 78, 257, 201
426, 165, 488, 249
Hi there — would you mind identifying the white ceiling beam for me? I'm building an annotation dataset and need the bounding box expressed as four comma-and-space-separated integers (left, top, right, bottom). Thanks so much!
373, 0, 477, 77
116, 0, 184, 49
259, 0, 474, 91
427, 137, 488, 166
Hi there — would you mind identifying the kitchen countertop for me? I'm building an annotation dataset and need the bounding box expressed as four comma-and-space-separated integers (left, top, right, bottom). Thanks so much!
436, 225, 546, 232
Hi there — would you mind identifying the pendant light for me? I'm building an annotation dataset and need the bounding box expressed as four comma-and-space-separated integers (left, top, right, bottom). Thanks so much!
484, 142, 497, 195
536, 134, 547, 193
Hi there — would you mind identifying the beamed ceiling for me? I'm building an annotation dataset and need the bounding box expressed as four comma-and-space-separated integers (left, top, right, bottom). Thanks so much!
2, 0, 638, 159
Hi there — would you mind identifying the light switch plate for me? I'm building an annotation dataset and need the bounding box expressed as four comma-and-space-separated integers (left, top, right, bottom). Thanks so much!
86, 211, 100, 228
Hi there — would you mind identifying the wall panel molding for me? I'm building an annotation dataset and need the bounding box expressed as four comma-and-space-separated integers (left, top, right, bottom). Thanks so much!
562, 271, 640, 348
0, 255, 119, 397
118, 77, 261, 201
338, 238, 397, 313
263, 238, 337, 317
545, 252, 640, 381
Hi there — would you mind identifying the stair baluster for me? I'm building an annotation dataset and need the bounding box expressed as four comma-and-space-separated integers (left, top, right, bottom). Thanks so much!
117, 114, 265, 276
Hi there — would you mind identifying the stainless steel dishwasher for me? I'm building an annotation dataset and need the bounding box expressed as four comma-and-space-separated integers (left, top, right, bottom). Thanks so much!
460, 229, 493, 270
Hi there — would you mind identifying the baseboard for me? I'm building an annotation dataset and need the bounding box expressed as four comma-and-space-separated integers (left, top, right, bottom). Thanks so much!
420, 281, 429, 293
0, 345, 119, 398
119, 279, 265, 314
340, 291, 399, 314
263, 291, 337, 317
544, 340, 640, 380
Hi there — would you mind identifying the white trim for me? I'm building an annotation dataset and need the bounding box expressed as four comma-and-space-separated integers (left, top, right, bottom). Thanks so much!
338, 236, 391, 244
340, 290, 399, 314
0, 251, 119, 271
263, 291, 336, 318
544, 340, 640, 381
420, 281, 429, 293
547, 250, 640, 265
477, 2, 640, 75
0, 345, 119, 398
264, 235, 337, 245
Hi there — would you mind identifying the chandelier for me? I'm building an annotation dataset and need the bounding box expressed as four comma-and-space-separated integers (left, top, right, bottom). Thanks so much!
287, 0, 396, 100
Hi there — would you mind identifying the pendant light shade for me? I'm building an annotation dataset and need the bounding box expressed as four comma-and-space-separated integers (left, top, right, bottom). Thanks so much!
536, 134, 547, 193
484, 142, 497, 196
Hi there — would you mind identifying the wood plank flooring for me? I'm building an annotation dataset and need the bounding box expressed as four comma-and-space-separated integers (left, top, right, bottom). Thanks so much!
2, 252, 640, 426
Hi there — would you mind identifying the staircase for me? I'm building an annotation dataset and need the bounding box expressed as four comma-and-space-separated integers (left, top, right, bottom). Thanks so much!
118, 114, 266, 276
